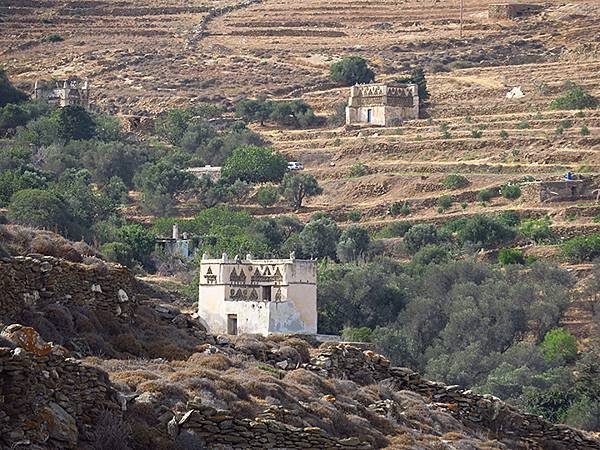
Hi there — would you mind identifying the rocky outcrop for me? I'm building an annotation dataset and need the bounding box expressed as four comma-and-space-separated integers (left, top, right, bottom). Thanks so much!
304, 344, 600, 450
0, 255, 139, 323
0, 326, 120, 449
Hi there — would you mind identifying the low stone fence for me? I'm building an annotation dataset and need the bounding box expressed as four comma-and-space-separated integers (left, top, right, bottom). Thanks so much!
0, 255, 139, 323
304, 344, 600, 450
173, 406, 370, 449
186, 0, 264, 46
0, 325, 121, 449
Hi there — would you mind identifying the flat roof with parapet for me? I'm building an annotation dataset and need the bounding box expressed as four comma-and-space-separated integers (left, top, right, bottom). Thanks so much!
200, 254, 313, 265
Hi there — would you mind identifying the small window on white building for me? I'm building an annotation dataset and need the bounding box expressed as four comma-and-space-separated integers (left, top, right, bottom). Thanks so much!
262, 285, 271, 301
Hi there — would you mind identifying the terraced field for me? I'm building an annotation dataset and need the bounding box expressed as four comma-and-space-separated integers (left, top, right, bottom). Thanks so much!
2, 0, 599, 112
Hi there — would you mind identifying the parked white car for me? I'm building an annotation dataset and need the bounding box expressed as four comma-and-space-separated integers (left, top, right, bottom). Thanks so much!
287, 161, 304, 171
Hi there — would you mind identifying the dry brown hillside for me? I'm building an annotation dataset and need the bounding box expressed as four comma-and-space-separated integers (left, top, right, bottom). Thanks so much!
2, 0, 599, 112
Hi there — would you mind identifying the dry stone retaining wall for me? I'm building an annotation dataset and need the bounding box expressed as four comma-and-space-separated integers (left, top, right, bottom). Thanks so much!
173, 406, 370, 449
0, 255, 139, 324
0, 326, 120, 449
305, 344, 600, 450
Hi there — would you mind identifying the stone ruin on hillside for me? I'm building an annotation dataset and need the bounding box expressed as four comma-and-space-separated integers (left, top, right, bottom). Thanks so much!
346, 83, 419, 127
488, 3, 544, 19
521, 176, 600, 203
155, 223, 198, 259
33, 78, 90, 108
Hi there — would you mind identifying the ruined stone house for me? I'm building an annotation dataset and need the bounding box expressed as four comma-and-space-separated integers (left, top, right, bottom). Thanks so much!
33, 78, 90, 108
198, 254, 317, 336
520, 176, 600, 203
155, 223, 197, 259
346, 83, 419, 127
488, 3, 544, 19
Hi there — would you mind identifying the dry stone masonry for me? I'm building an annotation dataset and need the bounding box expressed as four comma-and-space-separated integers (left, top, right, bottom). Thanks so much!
0, 325, 120, 449
173, 406, 370, 449
304, 344, 600, 450
0, 255, 139, 323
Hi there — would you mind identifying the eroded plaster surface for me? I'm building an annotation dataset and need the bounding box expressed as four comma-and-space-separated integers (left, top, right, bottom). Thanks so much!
198, 255, 317, 335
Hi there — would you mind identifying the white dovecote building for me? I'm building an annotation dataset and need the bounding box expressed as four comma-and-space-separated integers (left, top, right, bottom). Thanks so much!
197, 253, 317, 336
346, 83, 419, 126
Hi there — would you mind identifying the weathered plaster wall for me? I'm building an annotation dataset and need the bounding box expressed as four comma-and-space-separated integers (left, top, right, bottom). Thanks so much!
198, 258, 317, 335
346, 84, 419, 126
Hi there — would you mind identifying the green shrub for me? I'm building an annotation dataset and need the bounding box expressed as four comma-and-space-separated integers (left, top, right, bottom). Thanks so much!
347, 209, 361, 222
0, 69, 28, 107
7, 189, 78, 238
341, 327, 373, 342
222, 146, 287, 183
396, 67, 429, 102
349, 162, 369, 177
517, 120, 530, 129
389, 201, 410, 216
471, 129, 483, 139
550, 81, 598, 110
44, 33, 64, 42
500, 184, 522, 200
498, 248, 525, 265
477, 188, 494, 202
560, 119, 573, 129
330, 56, 375, 86
0, 170, 47, 207
519, 218, 554, 243
98, 229, 147, 268
446, 60, 476, 70
280, 172, 322, 209
236, 98, 318, 128
404, 224, 449, 254
411, 244, 451, 267
437, 195, 453, 212
541, 328, 577, 364
376, 221, 412, 238
56, 105, 96, 141
443, 174, 469, 189
327, 101, 347, 127
497, 211, 521, 227
580, 125, 590, 136
455, 214, 516, 249
429, 62, 449, 73
561, 234, 600, 263
336, 224, 370, 262
256, 185, 279, 208
499, 130, 509, 139
269, 100, 318, 128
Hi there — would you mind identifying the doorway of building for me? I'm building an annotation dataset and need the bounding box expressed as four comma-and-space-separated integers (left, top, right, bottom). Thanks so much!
367, 109, 372, 123
227, 314, 238, 335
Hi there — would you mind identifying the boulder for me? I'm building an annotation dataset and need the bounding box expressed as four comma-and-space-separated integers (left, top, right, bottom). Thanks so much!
39, 402, 78, 446
1, 324, 53, 356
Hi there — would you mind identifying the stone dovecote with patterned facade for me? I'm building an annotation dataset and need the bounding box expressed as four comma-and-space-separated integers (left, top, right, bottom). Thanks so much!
346, 83, 419, 126
197, 253, 317, 336
33, 78, 90, 108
